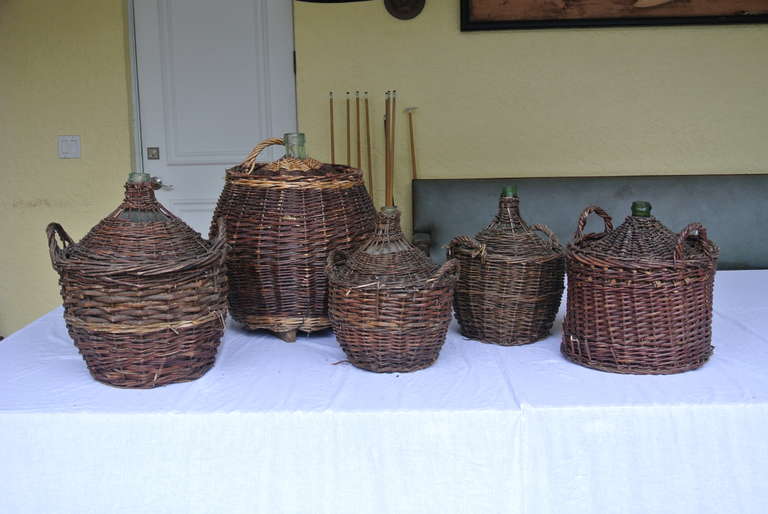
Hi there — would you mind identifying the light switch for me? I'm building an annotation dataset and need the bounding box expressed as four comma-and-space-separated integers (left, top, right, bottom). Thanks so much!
58, 135, 81, 159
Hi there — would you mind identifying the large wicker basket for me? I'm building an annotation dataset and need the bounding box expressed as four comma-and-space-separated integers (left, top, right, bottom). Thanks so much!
448, 188, 564, 345
563, 201, 719, 374
211, 134, 376, 342
327, 207, 458, 373
47, 173, 228, 388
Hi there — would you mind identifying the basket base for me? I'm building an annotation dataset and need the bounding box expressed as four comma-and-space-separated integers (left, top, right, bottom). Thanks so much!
275, 330, 298, 343
237, 315, 332, 341
70, 321, 224, 389
346, 356, 438, 374
561, 344, 713, 375
89, 362, 216, 389
459, 326, 549, 346
333, 325, 447, 374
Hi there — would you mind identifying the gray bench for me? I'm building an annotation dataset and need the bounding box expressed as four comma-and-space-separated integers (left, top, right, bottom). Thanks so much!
412, 175, 768, 269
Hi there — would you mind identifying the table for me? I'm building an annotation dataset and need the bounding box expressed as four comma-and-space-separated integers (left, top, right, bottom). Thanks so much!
1, 270, 767, 514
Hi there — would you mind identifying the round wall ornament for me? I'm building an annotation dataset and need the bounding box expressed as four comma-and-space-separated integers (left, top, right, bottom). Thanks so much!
384, 0, 425, 20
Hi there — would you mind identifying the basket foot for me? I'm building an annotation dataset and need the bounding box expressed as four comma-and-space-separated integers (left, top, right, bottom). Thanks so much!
275, 330, 298, 343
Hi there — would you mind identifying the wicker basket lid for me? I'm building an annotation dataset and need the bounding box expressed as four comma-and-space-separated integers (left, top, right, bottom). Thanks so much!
475, 187, 562, 258
63, 173, 210, 264
572, 201, 718, 264
329, 206, 440, 288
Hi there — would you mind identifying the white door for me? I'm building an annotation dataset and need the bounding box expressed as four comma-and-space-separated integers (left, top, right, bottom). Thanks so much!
132, 0, 297, 234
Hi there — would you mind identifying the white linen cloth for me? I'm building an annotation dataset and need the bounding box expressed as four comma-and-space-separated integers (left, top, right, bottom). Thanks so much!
0, 270, 766, 514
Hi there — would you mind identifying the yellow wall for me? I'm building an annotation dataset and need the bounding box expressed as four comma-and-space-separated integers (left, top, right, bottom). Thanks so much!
1, 1, 766, 334
294, 1, 768, 236
0, 0, 133, 335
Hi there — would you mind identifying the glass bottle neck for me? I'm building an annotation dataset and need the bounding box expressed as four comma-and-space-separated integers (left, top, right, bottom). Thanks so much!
284, 132, 307, 159
491, 195, 530, 232
631, 201, 652, 217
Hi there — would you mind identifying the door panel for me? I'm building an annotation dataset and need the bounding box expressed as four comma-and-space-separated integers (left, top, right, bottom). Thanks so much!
133, 0, 296, 234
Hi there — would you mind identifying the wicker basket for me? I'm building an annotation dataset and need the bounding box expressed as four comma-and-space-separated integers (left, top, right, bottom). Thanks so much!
448, 187, 565, 345
47, 173, 228, 388
327, 207, 458, 373
563, 201, 719, 374
211, 134, 376, 342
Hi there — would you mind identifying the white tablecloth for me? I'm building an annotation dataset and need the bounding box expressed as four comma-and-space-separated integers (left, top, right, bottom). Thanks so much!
1, 270, 767, 514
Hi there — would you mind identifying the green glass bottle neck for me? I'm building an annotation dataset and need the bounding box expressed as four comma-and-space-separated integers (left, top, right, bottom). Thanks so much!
501, 185, 517, 198
284, 132, 307, 159
631, 201, 652, 217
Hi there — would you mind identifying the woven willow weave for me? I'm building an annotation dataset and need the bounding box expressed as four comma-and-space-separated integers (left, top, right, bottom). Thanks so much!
327, 207, 458, 373
448, 193, 564, 345
47, 178, 228, 388
563, 202, 719, 374
211, 137, 376, 342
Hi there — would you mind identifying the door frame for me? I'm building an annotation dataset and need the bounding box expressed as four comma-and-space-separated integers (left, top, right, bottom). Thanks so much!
126, 0, 145, 173
125, 0, 298, 174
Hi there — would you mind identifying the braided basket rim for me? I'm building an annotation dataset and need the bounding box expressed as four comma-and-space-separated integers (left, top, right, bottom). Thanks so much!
225, 163, 364, 181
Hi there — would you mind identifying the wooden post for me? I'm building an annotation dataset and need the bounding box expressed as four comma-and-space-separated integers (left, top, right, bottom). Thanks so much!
405, 107, 417, 179
384, 91, 393, 207
364, 92, 373, 194
389, 91, 397, 205
329, 92, 335, 164
345, 92, 351, 165
355, 91, 361, 168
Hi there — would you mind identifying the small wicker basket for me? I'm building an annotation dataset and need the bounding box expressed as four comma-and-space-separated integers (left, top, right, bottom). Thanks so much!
448, 187, 565, 345
47, 173, 228, 388
327, 207, 458, 373
211, 134, 376, 342
563, 201, 719, 374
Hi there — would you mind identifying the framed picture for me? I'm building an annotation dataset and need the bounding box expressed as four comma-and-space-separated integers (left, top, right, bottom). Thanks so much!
460, 0, 768, 31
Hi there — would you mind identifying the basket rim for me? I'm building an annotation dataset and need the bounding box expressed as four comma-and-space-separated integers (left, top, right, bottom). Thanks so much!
225, 163, 363, 181
49, 220, 228, 277
567, 243, 718, 269
328, 276, 457, 293
327, 264, 458, 292
450, 244, 565, 263
53, 244, 226, 276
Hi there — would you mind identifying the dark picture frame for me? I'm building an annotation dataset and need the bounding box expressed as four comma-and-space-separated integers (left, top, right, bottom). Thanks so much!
460, 0, 768, 31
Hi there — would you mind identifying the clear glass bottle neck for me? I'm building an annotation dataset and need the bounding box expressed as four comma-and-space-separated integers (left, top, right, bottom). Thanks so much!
284, 133, 307, 159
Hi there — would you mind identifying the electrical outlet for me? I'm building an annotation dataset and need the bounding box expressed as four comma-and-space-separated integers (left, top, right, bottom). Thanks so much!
58, 135, 81, 159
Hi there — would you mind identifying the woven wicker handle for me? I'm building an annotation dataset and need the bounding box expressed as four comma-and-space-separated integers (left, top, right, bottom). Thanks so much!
240, 137, 284, 174
326, 249, 349, 274
428, 259, 459, 287
530, 224, 561, 249
46, 222, 75, 268
446, 235, 486, 260
674, 223, 714, 261
574, 205, 614, 243
209, 217, 228, 249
